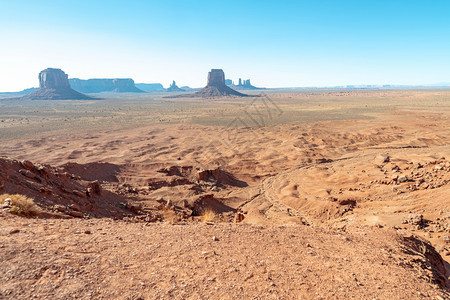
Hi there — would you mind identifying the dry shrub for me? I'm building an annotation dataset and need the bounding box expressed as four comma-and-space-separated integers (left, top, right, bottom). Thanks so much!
160, 208, 178, 224
1, 194, 40, 217
201, 209, 217, 223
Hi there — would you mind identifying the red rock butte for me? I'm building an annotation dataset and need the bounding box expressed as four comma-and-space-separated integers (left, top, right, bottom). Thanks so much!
207, 69, 226, 87
15, 68, 93, 100
195, 69, 249, 97
166, 69, 250, 98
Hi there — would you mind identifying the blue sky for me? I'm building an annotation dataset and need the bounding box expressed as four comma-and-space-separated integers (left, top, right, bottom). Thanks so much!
1, 0, 450, 91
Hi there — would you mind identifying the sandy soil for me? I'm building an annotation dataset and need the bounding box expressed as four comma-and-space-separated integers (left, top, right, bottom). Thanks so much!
0, 215, 447, 299
0, 90, 449, 298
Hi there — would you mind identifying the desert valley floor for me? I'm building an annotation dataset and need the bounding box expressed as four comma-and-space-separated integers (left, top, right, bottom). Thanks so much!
0, 90, 449, 299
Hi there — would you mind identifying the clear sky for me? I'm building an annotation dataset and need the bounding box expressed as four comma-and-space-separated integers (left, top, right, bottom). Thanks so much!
1, 0, 450, 91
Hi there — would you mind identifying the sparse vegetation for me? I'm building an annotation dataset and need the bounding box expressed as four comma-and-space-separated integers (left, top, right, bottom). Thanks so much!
420, 241, 427, 255
201, 209, 217, 223
1, 193, 40, 217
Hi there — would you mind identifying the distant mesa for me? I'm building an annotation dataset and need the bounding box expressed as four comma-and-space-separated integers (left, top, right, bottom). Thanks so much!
166, 80, 185, 92
69, 78, 144, 93
196, 69, 249, 97
180, 86, 195, 91
167, 69, 249, 98
0, 87, 37, 96
12, 68, 93, 100
226, 77, 261, 90
135, 83, 165, 92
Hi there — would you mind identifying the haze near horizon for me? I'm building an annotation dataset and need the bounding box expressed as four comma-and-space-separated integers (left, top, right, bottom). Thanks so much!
1, 0, 450, 91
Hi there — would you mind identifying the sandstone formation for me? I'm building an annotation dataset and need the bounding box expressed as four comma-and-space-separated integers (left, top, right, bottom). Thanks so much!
40, 68, 71, 89
227, 77, 261, 90
166, 80, 184, 92
165, 69, 249, 98
195, 69, 249, 97
179, 86, 195, 91
0, 157, 130, 218
69, 78, 144, 93
207, 69, 226, 86
14, 68, 92, 100
135, 83, 165, 91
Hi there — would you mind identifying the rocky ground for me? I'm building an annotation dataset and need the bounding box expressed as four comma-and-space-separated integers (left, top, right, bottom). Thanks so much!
0, 91, 449, 298
0, 215, 448, 299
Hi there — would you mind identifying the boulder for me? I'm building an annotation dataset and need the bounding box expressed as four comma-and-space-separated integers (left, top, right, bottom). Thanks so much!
403, 214, 424, 226
0, 177, 5, 192
69, 211, 84, 218
87, 180, 102, 196
234, 212, 245, 223
18, 169, 36, 179
191, 194, 235, 216
397, 175, 408, 183
21, 160, 34, 170
374, 154, 390, 165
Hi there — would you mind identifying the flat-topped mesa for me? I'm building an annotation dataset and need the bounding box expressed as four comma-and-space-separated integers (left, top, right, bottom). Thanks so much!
69, 78, 144, 93
39, 68, 71, 89
12, 68, 93, 100
135, 83, 164, 91
207, 69, 226, 87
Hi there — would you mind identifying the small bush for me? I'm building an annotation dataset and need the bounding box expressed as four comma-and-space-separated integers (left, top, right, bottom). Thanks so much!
1, 194, 40, 217
201, 209, 217, 223
419, 241, 427, 255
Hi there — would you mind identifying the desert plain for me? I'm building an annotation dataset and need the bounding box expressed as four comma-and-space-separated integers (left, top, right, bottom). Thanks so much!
0, 89, 449, 299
